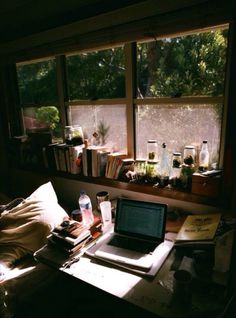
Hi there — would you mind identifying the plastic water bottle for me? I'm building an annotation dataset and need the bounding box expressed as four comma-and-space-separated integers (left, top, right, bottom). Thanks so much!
78, 190, 94, 227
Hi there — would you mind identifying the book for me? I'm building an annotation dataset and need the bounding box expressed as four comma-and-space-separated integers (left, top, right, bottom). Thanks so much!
116, 158, 134, 180
82, 146, 110, 177
175, 213, 221, 245
89, 214, 102, 234
51, 221, 91, 246
97, 150, 110, 177
105, 153, 128, 178
69, 145, 83, 174
47, 233, 92, 255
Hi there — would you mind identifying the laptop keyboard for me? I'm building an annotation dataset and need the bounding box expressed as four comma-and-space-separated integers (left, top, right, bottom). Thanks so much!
108, 235, 157, 253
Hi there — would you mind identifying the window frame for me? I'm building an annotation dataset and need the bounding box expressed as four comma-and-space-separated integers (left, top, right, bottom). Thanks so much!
13, 22, 233, 207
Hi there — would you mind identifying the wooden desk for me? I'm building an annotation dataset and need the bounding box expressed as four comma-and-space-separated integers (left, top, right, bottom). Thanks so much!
35, 240, 228, 318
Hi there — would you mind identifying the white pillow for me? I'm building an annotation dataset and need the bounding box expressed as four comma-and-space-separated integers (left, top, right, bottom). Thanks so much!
26, 181, 68, 230
0, 182, 68, 267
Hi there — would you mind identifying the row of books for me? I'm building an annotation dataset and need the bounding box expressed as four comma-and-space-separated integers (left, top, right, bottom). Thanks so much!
105, 154, 134, 179
82, 146, 110, 177
42, 143, 84, 174
82, 147, 135, 179
42, 142, 135, 179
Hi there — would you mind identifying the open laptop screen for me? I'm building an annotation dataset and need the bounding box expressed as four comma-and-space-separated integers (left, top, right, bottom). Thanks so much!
114, 198, 167, 242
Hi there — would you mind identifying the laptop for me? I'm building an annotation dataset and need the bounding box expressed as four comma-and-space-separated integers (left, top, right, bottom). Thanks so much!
94, 197, 167, 270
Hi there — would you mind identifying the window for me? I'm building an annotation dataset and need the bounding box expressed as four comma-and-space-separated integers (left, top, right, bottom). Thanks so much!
66, 46, 127, 153
15, 25, 229, 178
17, 58, 57, 104
137, 29, 228, 98
66, 47, 125, 100
135, 26, 228, 168
16, 58, 61, 137
135, 102, 223, 166
68, 104, 127, 153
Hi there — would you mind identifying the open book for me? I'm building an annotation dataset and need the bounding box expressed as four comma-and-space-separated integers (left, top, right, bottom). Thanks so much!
175, 213, 221, 246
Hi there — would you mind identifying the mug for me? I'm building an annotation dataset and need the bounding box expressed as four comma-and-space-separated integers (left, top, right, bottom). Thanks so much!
71, 209, 83, 223
172, 269, 192, 306
96, 191, 109, 211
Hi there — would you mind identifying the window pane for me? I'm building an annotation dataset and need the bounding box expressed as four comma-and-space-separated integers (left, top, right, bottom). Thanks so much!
69, 104, 127, 153
22, 106, 61, 138
66, 47, 125, 100
17, 58, 57, 104
23, 107, 47, 131
136, 103, 223, 167
137, 28, 228, 97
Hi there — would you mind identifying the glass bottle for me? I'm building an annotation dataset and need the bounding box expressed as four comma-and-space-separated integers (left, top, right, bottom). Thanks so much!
78, 190, 94, 227
147, 140, 158, 161
158, 142, 170, 187
199, 140, 209, 172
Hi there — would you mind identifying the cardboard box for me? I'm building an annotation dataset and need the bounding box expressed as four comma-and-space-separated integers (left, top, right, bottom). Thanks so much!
191, 173, 222, 198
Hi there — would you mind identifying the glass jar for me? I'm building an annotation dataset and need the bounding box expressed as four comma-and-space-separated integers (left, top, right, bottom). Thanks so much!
146, 160, 158, 183
183, 145, 196, 165
147, 140, 158, 161
169, 152, 182, 188
64, 126, 73, 144
71, 125, 84, 145
65, 125, 84, 145
180, 164, 195, 190
172, 152, 182, 168
134, 159, 146, 183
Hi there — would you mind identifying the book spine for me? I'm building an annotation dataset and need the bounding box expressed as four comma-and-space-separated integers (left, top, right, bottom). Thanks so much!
82, 147, 88, 176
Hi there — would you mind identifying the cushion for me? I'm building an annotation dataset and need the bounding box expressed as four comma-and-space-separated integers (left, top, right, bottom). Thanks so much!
0, 182, 68, 267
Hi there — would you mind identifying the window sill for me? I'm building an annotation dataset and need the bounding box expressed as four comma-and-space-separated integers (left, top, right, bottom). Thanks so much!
10, 166, 225, 208
75, 175, 224, 207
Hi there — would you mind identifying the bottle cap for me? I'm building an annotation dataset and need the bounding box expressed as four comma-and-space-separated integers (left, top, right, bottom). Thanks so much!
173, 152, 181, 156
185, 145, 195, 149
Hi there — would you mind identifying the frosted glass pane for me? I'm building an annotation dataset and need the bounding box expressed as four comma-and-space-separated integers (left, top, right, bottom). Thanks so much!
69, 104, 127, 153
136, 103, 222, 167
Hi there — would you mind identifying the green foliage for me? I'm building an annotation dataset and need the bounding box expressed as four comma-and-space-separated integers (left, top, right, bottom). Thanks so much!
35, 106, 60, 130
66, 47, 125, 100
17, 30, 227, 103
98, 119, 110, 145
137, 29, 228, 97
17, 59, 57, 104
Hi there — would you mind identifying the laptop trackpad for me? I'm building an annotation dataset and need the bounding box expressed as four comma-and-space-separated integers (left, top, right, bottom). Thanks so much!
95, 244, 154, 269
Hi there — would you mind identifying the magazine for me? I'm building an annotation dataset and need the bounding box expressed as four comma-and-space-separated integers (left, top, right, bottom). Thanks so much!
175, 213, 221, 245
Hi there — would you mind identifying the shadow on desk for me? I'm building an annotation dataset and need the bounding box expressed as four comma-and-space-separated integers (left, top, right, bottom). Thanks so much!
6, 264, 157, 318
32, 230, 235, 318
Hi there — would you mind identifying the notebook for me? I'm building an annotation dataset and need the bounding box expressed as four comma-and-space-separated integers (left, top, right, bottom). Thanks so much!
93, 197, 168, 270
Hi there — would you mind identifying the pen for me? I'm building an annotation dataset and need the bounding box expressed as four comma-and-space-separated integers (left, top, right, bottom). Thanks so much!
63, 254, 81, 268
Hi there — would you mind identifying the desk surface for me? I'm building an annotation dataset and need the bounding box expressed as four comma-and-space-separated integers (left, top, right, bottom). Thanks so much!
35, 236, 228, 318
